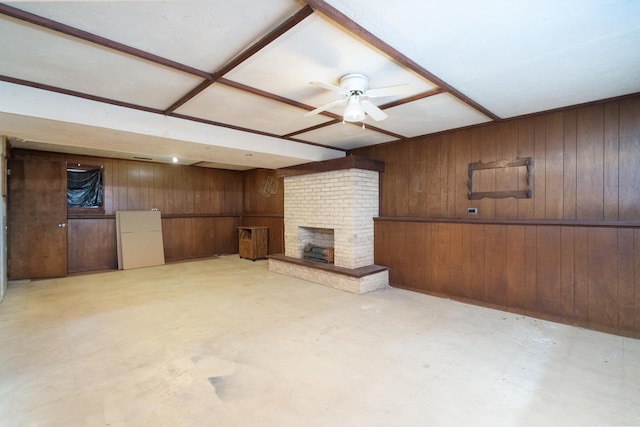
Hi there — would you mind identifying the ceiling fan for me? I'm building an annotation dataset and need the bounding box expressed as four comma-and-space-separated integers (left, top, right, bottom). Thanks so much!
304, 73, 412, 123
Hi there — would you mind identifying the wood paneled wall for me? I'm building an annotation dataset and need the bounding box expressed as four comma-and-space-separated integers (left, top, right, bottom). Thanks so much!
103, 158, 243, 215
375, 220, 639, 337
11, 149, 243, 273
353, 96, 640, 337
162, 216, 239, 262
67, 215, 241, 272
67, 218, 117, 272
13, 149, 244, 215
355, 97, 640, 221
242, 168, 284, 255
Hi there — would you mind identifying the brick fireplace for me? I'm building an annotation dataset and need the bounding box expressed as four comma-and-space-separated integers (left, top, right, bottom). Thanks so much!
268, 156, 389, 294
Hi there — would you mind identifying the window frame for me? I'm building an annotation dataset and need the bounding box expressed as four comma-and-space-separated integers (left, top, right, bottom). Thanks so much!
66, 163, 105, 215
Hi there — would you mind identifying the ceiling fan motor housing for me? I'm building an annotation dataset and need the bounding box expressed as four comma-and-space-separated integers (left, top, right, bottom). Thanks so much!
340, 73, 369, 95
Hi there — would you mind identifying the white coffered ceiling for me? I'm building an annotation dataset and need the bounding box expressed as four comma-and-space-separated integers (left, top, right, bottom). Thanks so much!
1, 0, 639, 170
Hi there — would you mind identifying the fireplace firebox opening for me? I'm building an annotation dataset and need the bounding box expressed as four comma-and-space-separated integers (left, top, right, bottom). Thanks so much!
298, 227, 334, 264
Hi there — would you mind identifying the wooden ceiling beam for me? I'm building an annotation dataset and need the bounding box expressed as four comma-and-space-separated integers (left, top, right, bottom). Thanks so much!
218, 78, 323, 113
378, 88, 445, 109
283, 118, 406, 141
281, 120, 340, 138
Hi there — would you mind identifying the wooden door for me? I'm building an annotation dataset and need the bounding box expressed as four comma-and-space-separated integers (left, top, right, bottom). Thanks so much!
8, 158, 67, 279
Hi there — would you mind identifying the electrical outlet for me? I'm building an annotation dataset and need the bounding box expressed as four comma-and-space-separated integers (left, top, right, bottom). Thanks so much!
467, 207, 478, 214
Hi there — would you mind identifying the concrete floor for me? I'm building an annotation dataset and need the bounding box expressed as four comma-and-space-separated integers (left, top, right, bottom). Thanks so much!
0, 255, 638, 426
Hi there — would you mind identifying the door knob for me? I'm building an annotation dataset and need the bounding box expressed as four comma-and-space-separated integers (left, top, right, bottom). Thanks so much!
58, 223, 66, 228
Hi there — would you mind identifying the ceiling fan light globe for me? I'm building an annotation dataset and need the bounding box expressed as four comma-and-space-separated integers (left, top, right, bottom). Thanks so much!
343, 103, 365, 122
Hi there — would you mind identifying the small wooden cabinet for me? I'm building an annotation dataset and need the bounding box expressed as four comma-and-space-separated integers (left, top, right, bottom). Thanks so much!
238, 226, 268, 260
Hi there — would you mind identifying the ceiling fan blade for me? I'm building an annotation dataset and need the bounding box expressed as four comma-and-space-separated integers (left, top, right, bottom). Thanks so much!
304, 99, 347, 116
361, 100, 388, 121
365, 83, 414, 98
309, 81, 350, 96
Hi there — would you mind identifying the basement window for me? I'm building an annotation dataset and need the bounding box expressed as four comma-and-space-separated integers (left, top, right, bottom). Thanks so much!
67, 164, 104, 211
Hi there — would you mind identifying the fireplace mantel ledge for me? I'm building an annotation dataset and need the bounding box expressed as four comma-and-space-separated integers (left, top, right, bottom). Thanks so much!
276, 155, 384, 178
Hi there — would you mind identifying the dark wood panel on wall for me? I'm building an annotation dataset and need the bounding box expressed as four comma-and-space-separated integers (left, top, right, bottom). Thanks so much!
12, 149, 244, 215
357, 95, 640, 338
67, 218, 117, 273
11, 149, 245, 274
162, 216, 240, 262
352, 96, 640, 222
242, 168, 284, 215
106, 159, 243, 215
68, 215, 240, 273
619, 97, 640, 221
375, 219, 640, 338
241, 168, 284, 255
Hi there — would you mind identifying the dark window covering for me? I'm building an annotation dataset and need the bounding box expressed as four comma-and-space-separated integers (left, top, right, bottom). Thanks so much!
67, 169, 103, 208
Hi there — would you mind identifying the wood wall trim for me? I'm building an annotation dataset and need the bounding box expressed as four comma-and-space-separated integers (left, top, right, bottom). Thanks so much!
375, 217, 640, 228
68, 213, 242, 220
67, 214, 116, 220
161, 213, 241, 219
242, 213, 284, 219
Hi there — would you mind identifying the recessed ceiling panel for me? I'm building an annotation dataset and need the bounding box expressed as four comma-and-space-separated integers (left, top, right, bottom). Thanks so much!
374, 93, 492, 137
225, 13, 437, 109
174, 83, 333, 135
6, 1, 303, 73
0, 16, 201, 109
294, 123, 398, 150
324, 0, 640, 117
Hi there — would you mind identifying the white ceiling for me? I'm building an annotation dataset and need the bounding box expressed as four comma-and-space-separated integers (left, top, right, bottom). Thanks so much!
1, 0, 639, 170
